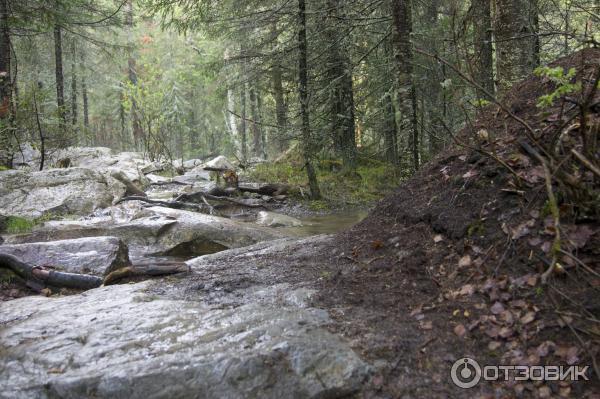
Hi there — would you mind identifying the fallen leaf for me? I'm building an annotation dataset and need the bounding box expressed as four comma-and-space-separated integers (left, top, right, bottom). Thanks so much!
458, 284, 475, 296
526, 274, 538, 286
499, 326, 514, 338
520, 311, 536, 325
462, 169, 478, 179
458, 255, 472, 268
454, 324, 467, 337
490, 302, 505, 315
420, 320, 433, 330
371, 240, 384, 250
488, 341, 502, 350
500, 310, 514, 325
433, 234, 443, 243
568, 224, 594, 249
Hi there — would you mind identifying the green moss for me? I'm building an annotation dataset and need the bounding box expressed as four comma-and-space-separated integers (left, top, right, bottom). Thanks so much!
467, 220, 485, 237
5, 216, 37, 234
248, 159, 406, 208
4, 213, 56, 234
0, 165, 9, 171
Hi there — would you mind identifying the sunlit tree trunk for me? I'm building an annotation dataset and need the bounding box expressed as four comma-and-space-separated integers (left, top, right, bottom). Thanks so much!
239, 83, 248, 163
54, 25, 66, 131
249, 84, 262, 158
298, 0, 321, 199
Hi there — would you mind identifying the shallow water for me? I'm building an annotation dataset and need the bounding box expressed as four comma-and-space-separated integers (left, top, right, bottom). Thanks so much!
282, 209, 369, 237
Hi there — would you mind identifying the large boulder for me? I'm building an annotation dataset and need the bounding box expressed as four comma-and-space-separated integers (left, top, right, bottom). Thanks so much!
5, 205, 281, 256
202, 155, 235, 171
11, 142, 41, 169
0, 167, 126, 218
0, 277, 370, 399
0, 236, 130, 275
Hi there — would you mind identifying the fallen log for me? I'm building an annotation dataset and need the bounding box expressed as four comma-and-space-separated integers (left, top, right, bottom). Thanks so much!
0, 253, 103, 290
111, 171, 147, 197
116, 196, 210, 212
103, 262, 190, 285
237, 183, 290, 196
175, 191, 266, 208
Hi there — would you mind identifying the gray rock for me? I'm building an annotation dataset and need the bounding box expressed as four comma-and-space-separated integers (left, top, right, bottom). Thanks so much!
6, 206, 281, 256
0, 278, 370, 399
11, 142, 41, 169
0, 167, 126, 218
256, 211, 303, 228
0, 236, 130, 275
203, 155, 235, 171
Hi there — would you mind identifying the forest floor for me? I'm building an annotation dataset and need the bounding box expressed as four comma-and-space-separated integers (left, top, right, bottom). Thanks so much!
308, 49, 600, 397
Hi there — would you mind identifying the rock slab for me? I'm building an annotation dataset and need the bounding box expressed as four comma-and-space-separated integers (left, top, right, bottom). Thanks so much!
0, 236, 130, 275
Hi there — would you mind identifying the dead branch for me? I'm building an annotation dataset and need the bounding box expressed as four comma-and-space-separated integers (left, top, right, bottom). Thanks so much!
0, 253, 103, 290
103, 262, 190, 285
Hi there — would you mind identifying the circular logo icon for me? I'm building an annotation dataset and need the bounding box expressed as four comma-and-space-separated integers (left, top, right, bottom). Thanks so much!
451, 357, 482, 388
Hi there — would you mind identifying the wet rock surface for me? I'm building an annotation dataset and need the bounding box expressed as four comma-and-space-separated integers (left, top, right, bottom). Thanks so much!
0, 235, 370, 399
0, 236, 130, 275
0, 168, 126, 218
5, 205, 281, 256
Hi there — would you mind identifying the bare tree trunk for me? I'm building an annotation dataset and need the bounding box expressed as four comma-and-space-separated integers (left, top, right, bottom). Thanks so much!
70, 40, 78, 135
494, 0, 538, 94
383, 92, 399, 165
257, 90, 267, 159
54, 25, 66, 131
298, 0, 321, 199
0, 0, 11, 123
240, 83, 248, 162
473, 0, 495, 97
271, 31, 288, 154
126, 0, 143, 149
325, 0, 357, 170
81, 54, 89, 135
391, 0, 419, 170
249, 84, 263, 158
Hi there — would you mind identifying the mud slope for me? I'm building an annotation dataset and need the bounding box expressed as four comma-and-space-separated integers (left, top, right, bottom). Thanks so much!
313, 49, 600, 398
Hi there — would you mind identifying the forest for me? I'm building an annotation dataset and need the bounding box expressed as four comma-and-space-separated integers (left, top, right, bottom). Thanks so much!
0, 0, 599, 398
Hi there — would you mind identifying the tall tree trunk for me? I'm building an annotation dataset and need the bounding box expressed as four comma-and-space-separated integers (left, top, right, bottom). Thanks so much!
472, 0, 495, 98
70, 40, 78, 134
257, 91, 267, 159
494, 0, 538, 94
240, 83, 248, 163
391, 0, 418, 170
226, 85, 240, 157
54, 25, 66, 131
80, 52, 89, 136
422, 0, 443, 153
126, 0, 143, 149
325, 0, 357, 170
271, 62, 288, 153
383, 92, 398, 165
298, 0, 321, 199
0, 0, 11, 123
249, 84, 262, 158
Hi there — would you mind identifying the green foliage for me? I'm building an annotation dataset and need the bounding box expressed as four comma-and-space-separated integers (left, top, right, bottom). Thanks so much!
534, 66, 582, 108
249, 157, 404, 207
5, 217, 37, 234
4, 213, 55, 234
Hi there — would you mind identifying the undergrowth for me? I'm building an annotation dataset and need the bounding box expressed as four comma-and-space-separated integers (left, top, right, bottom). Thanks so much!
248, 158, 408, 208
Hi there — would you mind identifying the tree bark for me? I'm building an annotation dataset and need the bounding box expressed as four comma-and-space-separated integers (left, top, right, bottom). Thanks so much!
54, 25, 66, 130
0, 0, 11, 122
70, 39, 78, 131
298, 0, 321, 199
494, 0, 538, 94
126, 0, 143, 149
81, 57, 89, 133
391, 0, 418, 170
383, 92, 399, 164
249, 84, 263, 158
240, 83, 248, 163
472, 0, 495, 98
325, 0, 357, 170
271, 25, 288, 154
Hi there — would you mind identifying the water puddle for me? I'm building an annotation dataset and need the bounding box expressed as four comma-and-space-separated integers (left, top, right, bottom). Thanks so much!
282, 209, 369, 237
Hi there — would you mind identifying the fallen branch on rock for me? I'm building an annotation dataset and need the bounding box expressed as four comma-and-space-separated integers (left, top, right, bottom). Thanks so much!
0, 253, 103, 290
116, 196, 209, 212
175, 191, 267, 208
103, 262, 190, 285
111, 171, 147, 197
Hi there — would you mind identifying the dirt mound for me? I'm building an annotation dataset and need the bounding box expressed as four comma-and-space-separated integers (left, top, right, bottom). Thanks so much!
313, 49, 600, 397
